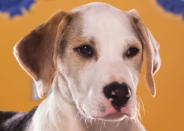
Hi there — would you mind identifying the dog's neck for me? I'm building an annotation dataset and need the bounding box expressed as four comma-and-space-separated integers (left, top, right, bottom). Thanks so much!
27, 75, 145, 131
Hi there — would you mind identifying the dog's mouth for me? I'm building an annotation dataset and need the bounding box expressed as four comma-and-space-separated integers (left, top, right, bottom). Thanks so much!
95, 112, 128, 121
77, 102, 131, 121
94, 106, 131, 121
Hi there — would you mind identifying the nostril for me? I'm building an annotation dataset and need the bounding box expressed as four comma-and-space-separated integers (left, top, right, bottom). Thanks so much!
103, 82, 131, 111
114, 84, 131, 98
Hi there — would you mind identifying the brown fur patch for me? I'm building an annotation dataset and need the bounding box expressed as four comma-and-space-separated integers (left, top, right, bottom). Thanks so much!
14, 10, 68, 97
54, 12, 98, 76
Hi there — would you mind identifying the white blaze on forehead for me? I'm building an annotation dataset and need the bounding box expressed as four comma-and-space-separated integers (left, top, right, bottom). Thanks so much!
71, 2, 138, 60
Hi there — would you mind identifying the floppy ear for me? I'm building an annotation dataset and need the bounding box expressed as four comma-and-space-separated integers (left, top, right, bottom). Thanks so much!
14, 11, 67, 98
128, 9, 161, 97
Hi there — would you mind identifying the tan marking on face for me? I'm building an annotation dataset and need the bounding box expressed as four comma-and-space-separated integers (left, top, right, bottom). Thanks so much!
123, 39, 143, 72
55, 12, 99, 79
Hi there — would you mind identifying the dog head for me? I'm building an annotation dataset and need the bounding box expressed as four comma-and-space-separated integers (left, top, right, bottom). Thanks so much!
14, 2, 161, 121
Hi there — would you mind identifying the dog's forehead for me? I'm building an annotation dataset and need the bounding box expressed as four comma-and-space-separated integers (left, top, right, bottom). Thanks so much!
70, 2, 136, 45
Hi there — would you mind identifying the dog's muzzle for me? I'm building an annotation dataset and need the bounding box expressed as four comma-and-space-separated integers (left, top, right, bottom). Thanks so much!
103, 82, 131, 111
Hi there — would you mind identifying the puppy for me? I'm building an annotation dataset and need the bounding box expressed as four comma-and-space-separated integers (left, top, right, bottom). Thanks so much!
0, 2, 161, 131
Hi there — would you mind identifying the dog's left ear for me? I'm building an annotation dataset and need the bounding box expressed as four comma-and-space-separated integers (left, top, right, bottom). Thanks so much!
13, 11, 68, 98
128, 9, 161, 97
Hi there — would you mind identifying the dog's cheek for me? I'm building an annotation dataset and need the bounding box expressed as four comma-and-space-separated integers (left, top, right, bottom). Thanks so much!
59, 52, 91, 92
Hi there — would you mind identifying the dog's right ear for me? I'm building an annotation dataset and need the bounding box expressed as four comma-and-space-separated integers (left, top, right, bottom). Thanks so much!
13, 11, 68, 98
128, 9, 161, 97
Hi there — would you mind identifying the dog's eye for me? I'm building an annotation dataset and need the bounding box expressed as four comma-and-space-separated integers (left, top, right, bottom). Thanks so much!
125, 47, 139, 58
74, 45, 94, 58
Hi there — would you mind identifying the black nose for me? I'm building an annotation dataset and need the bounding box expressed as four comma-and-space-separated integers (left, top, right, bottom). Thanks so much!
103, 82, 131, 111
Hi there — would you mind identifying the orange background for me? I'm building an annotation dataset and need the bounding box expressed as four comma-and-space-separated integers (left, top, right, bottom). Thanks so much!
0, 0, 184, 130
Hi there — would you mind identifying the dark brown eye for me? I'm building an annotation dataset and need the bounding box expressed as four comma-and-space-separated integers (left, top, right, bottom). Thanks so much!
125, 47, 139, 58
74, 45, 94, 58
